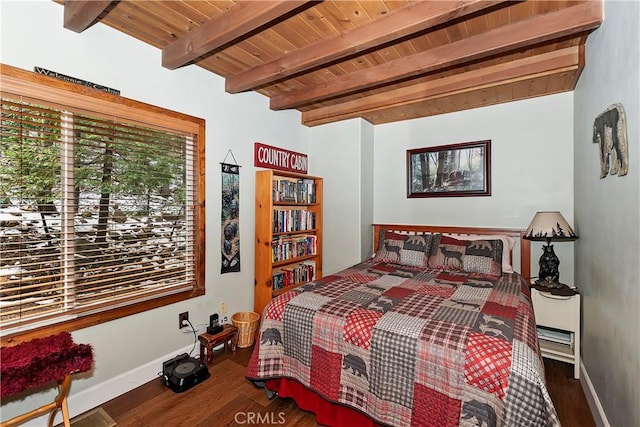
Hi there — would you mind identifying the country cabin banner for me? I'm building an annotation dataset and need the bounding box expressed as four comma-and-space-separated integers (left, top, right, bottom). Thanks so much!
221, 162, 240, 274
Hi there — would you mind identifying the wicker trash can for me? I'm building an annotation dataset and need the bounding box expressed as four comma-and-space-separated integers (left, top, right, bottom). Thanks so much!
232, 311, 260, 348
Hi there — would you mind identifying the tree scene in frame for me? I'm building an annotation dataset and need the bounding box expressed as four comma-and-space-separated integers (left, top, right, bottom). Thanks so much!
408, 140, 490, 197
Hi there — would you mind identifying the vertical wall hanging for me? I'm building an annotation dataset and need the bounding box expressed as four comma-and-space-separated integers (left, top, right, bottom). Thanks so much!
221, 150, 241, 273
593, 103, 629, 178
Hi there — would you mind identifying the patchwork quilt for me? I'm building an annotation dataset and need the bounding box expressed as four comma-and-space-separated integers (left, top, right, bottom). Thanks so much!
246, 259, 560, 427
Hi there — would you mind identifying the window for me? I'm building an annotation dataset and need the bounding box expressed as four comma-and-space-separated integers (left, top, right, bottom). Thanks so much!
0, 65, 205, 343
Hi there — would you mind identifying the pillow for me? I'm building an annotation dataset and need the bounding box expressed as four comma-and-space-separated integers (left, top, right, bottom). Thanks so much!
429, 235, 504, 276
374, 230, 433, 267
428, 234, 466, 270
463, 238, 503, 276
443, 234, 516, 273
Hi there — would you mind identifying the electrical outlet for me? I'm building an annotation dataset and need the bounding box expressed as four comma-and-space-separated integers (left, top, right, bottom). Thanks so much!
220, 301, 227, 314
178, 312, 189, 329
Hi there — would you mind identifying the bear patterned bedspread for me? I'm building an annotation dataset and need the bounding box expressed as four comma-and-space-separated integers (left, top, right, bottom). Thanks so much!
246, 259, 560, 427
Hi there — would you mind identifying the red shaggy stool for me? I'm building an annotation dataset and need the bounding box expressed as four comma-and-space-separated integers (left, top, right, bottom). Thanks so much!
1, 332, 93, 427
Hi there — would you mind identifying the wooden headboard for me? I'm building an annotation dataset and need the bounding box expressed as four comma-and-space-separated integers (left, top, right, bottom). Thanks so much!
373, 224, 530, 279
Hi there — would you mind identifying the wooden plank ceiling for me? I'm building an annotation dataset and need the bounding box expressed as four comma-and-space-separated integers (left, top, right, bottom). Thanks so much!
59, 0, 602, 127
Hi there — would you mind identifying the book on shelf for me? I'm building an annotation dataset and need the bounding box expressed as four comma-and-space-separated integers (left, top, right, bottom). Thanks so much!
272, 209, 316, 233
272, 178, 316, 203
272, 271, 286, 291
271, 234, 317, 262
272, 260, 316, 291
537, 326, 572, 345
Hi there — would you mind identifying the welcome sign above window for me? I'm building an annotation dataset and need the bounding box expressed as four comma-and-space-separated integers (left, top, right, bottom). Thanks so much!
254, 142, 308, 174
34, 67, 120, 95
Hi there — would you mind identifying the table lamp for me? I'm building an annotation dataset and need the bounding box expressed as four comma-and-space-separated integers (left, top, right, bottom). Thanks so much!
524, 211, 578, 289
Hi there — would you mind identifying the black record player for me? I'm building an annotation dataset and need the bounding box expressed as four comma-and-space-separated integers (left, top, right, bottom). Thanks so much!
161, 353, 210, 393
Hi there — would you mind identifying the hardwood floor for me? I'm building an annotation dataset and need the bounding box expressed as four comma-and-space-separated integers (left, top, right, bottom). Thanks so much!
99, 346, 594, 426
543, 358, 596, 427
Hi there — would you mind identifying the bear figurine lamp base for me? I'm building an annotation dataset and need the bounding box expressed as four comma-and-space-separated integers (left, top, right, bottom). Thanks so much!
523, 211, 578, 289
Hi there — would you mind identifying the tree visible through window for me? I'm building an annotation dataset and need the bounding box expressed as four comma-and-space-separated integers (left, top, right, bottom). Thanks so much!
0, 65, 205, 342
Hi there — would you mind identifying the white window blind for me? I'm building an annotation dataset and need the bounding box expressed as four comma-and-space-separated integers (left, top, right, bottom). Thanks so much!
0, 78, 204, 337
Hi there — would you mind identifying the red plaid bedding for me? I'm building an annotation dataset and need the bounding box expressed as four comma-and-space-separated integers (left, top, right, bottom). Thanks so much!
246, 259, 560, 427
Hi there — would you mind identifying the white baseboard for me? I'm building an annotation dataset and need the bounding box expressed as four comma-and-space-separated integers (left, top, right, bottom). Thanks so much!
580, 358, 611, 427
23, 344, 193, 426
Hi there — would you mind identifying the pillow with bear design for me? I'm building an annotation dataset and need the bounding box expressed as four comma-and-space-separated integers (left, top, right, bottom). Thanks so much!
373, 230, 433, 267
429, 234, 503, 276
443, 233, 515, 273
427, 234, 467, 270
463, 238, 503, 276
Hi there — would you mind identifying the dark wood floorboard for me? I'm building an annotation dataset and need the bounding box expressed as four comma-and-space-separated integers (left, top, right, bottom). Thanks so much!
543, 358, 595, 427
95, 346, 594, 426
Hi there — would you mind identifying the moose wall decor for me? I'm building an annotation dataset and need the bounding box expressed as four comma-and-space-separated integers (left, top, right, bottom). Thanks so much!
593, 103, 629, 178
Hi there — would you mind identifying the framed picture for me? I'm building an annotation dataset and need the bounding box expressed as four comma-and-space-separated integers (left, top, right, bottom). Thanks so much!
407, 140, 491, 198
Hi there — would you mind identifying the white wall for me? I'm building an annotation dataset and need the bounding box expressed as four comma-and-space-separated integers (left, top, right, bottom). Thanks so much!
360, 120, 375, 260
573, 1, 640, 425
374, 93, 576, 281
0, 1, 307, 422
308, 119, 374, 274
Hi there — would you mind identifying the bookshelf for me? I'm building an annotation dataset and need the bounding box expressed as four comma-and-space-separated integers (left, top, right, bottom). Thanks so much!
254, 170, 323, 316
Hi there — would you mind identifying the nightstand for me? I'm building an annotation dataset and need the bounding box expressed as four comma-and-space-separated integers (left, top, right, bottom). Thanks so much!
531, 287, 581, 379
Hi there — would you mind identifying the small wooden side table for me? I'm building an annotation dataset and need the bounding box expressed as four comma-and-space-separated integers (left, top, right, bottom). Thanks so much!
198, 324, 239, 363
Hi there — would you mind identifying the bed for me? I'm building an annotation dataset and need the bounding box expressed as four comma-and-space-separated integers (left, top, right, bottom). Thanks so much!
246, 224, 559, 427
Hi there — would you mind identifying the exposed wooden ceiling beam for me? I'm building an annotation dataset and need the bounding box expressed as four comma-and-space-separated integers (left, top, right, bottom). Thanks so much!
225, 0, 507, 94
162, 1, 310, 70
270, 1, 602, 111
569, 43, 587, 88
301, 46, 582, 126
63, 0, 112, 33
